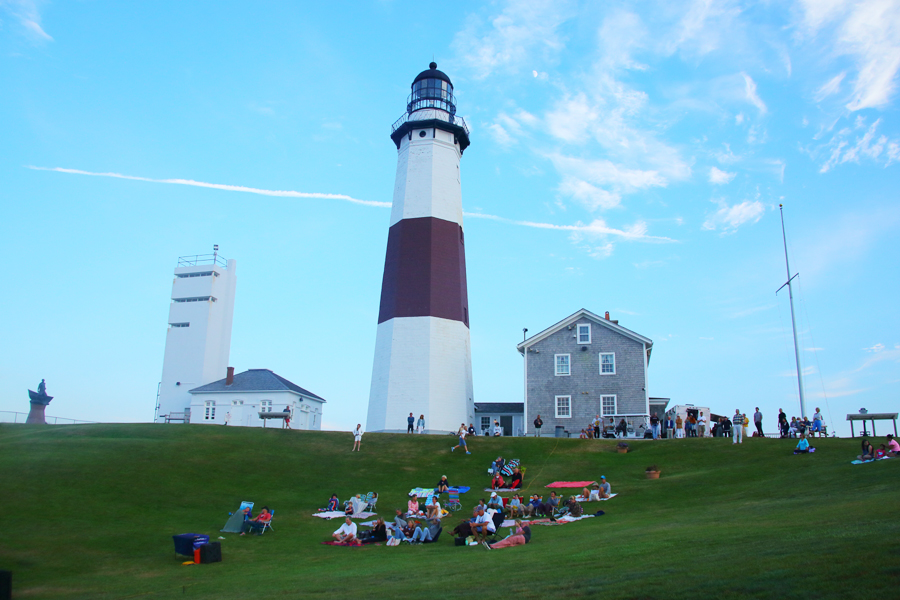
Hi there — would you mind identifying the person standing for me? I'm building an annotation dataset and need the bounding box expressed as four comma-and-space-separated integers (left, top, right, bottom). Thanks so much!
283, 405, 292, 430
592, 415, 601, 439
665, 415, 675, 439
732, 410, 743, 444
753, 407, 763, 437
533, 414, 543, 437
811, 408, 824, 437
742, 413, 749, 439
224, 411, 231, 426
352, 424, 363, 451
778, 409, 788, 438
649, 412, 660, 440
697, 412, 707, 438
416, 414, 425, 434
675, 414, 683, 438
451, 423, 471, 454
407, 413, 415, 434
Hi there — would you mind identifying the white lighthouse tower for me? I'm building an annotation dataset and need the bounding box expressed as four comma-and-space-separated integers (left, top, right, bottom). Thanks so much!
155, 247, 237, 423
366, 62, 475, 433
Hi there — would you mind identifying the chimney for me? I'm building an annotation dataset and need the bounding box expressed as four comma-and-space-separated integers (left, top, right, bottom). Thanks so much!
226, 367, 234, 386
605, 311, 610, 320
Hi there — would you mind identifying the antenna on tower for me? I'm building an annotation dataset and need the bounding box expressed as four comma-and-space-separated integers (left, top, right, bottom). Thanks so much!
213, 244, 219, 265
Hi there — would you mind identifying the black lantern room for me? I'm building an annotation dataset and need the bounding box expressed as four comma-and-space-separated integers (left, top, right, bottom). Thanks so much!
391, 62, 470, 153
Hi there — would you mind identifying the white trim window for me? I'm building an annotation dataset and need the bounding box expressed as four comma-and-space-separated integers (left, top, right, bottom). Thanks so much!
204, 401, 216, 420
601, 395, 617, 416
555, 395, 572, 418
261, 400, 273, 413
577, 323, 591, 344
480, 416, 491, 431
555, 354, 571, 376
600, 352, 616, 375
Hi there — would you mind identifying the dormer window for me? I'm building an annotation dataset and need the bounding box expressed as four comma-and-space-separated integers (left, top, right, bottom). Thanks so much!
577, 324, 591, 344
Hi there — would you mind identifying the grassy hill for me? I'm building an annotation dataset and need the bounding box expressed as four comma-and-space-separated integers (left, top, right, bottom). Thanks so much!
1, 424, 897, 599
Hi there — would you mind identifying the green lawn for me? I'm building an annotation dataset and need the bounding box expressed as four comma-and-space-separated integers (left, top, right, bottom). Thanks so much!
1, 424, 897, 599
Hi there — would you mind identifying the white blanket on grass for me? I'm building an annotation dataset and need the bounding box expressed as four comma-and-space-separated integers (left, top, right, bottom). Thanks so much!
312, 510, 376, 520
574, 493, 618, 502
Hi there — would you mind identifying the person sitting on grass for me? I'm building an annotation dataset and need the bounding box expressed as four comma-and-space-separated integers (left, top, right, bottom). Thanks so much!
490, 472, 506, 490
579, 429, 588, 439
509, 467, 523, 489
793, 433, 814, 454
874, 445, 888, 459
437, 475, 450, 492
407, 494, 420, 517
316, 494, 339, 513
345, 494, 367, 516
597, 476, 611, 499
887, 434, 900, 457
484, 519, 532, 550
332, 517, 357, 543
359, 518, 387, 544
393, 508, 408, 532
470, 507, 495, 543
858, 438, 875, 461
241, 506, 272, 535
491, 456, 505, 476
426, 497, 442, 521
554, 496, 582, 520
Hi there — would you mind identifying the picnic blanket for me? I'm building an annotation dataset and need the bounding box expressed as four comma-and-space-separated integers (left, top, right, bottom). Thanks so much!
574, 493, 618, 502
321, 540, 363, 547
533, 515, 596, 526
546, 481, 597, 488
851, 457, 891, 464
483, 487, 522, 492
312, 511, 376, 520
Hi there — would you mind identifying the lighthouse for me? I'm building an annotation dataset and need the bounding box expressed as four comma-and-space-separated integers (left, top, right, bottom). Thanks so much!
366, 62, 475, 433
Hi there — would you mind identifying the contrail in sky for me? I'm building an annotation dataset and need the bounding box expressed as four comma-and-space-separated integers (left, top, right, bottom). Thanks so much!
27, 166, 676, 242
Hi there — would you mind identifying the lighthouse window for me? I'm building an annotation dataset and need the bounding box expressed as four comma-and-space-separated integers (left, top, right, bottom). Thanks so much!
419, 130, 426, 137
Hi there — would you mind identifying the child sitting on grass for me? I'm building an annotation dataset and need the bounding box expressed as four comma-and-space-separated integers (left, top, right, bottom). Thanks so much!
793, 433, 815, 454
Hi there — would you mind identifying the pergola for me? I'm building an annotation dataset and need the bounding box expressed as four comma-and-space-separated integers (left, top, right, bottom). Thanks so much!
846, 413, 898, 438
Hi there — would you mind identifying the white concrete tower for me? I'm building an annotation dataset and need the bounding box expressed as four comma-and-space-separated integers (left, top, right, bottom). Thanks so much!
155, 248, 237, 423
366, 62, 475, 433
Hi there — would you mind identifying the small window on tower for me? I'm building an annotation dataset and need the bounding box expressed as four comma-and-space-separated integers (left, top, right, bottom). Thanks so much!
419, 130, 427, 137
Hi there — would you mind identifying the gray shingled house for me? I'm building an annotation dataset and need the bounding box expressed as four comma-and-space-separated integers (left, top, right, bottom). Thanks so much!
517, 309, 653, 437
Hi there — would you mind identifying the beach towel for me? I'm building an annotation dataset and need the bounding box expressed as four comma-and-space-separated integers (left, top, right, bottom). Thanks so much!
574, 493, 618, 502
851, 459, 874, 464
483, 487, 521, 492
546, 481, 597, 488
313, 511, 376, 520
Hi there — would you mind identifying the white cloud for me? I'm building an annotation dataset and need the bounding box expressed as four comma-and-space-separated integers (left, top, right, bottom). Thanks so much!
742, 72, 768, 114
558, 177, 621, 211
813, 72, 846, 102
735, 112, 744, 125
863, 343, 885, 353
798, 0, 900, 111
816, 117, 897, 173
709, 166, 736, 184
2, 0, 53, 42
450, 0, 575, 79
661, 0, 743, 57
702, 199, 766, 233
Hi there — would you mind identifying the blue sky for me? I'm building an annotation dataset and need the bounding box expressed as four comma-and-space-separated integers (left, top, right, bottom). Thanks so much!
2, 0, 898, 436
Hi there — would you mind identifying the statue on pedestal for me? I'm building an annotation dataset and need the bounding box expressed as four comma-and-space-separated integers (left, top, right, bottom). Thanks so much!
27, 379, 53, 424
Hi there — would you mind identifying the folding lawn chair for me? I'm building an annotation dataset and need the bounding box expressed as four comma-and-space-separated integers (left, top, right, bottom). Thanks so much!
257, 510, 274, 535
365, 492, 378, 512
446, 488, 462, 512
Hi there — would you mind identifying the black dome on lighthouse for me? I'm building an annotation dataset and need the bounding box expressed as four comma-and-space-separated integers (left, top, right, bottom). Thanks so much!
412, 62, 453, 88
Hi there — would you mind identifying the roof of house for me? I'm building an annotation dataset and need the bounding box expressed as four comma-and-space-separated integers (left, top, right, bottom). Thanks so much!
517, 308, 653, 360
474, 402, 524, 414
189, 369, 326, 402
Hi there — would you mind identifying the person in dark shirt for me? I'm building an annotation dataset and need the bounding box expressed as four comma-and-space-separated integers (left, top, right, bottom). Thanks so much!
509, 467, 523, 489
359, 518, 387, 544
407, 413, 415, 434
533, 415, 543, 437
649, 413, 661, 439
437, 475, 450, 492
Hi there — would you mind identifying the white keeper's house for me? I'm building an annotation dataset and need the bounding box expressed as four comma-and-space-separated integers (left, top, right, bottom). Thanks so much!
189, 368, 325, 429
